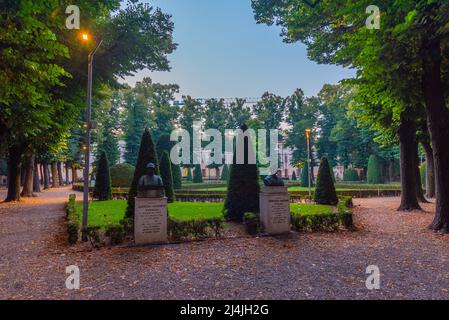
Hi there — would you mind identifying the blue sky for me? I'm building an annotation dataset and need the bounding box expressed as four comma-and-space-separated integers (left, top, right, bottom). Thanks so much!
122, 0, 355, 99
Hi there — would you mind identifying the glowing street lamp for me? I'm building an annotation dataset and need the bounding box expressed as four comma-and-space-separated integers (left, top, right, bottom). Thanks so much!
81, 32, 103, 233
305, 128, 312, 197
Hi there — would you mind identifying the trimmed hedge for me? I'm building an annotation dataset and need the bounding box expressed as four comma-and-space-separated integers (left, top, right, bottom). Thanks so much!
66, 194, 79, 244
367, 155, 383, 184
343, 168, 359, 182
193, 164, 203, 183
243, 212, 260, 235
66, 194, 126, 246
291, 196, 354, 232
168, 217, 224, 241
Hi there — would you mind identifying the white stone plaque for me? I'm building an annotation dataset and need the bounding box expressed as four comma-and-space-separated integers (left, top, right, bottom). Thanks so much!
259, 186, 291, 235
134, 197, 168, 245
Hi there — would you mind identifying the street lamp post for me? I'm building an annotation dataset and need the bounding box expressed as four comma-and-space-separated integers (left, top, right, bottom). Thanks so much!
305, 128, 312, 197
82, 33, 103, 231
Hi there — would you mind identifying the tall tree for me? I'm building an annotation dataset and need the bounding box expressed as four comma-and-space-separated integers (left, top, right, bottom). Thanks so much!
126, 129, 158, 219
314, 157, 338, 205
93, 151, 112, 201
96, 89, 121, 167
224, 124, 260, 221
159, 151, 174, 203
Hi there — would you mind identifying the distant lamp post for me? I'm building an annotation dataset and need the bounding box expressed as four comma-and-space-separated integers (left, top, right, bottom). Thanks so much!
81, 32, 103, 232
305, 128, 312, 197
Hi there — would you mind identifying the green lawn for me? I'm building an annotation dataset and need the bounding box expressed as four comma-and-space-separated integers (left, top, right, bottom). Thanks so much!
290, 203, 333, 216
76, 200, 335, 228
75, 201, 224, 227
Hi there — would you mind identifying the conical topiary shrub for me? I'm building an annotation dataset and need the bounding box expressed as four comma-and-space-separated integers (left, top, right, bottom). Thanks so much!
367, 154, 383, 184
300, 162, 312, 187
314, 157, 338, 205
193, 164, 203, 183
160, 151, 174, 202
126, 128, 159, 219
224, 124, 260, 221
292, 170, 297, 181
93, 151, 112, 201
172, 164, 182, 189
186, 167, 193, 181
221, 164, 230, 181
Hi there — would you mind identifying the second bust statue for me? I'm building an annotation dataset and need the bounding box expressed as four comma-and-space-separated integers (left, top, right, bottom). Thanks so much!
263, 169, 285, 186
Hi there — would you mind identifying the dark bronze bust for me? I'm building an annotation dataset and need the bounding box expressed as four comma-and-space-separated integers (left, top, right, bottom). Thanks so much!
263, 169, 285, 186
137, 162, 164, 197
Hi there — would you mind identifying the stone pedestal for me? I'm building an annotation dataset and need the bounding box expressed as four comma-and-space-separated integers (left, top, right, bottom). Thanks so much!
259, 186, 291, 235
134, 197, 168, 245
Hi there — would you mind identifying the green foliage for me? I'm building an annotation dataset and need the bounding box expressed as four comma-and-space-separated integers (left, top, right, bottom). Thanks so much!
93, 151, 112, 201
123, 88, 151, 166
156, 134, 174, 160
66, 194, 79, 245
193, 164, 203, 183
110, 163, 135, 188
314, 157, 338, 205
168, 217, 224, 241
160, 151, 175, 203
172, 164, 182, 190
291, 197, 353, 232
104, 225, 125, 245
224, 125, 260, 221
343, 168, 359, 182
253, 92, 285, 133
82, 226, 102, 247
243, 212, 260, 235
126, 129, 158, 219
96, 90, 121, 167
367, 155, 383, 184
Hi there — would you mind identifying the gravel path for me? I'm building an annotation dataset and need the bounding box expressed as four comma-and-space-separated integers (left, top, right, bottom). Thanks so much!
1, 188, 449, 300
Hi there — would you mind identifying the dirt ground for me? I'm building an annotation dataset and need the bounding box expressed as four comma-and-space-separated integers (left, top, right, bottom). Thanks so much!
1, 187, 448, 300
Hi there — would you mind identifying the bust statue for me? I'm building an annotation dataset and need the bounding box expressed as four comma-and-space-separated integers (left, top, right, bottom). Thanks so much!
263, 169, 285, 186
138, 162, 163, 187
137, 163, 164, 197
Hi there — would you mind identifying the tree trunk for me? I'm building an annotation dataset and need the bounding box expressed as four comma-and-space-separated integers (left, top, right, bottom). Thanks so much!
421, 32, 449, 233
51, 162, 58, 188
20, 154, 35, 197
43, 163, 50, 189
57, 161, 64, 186
414, 141, 428, 203
397, 119, 421, 211
389, 159, 395, 182
72, 165, 78, 183
39, 164, 44, 186
422, 141, 435, 198
5, 145, 23, 202
33, 158, 41, 193
65, 162, 70, 185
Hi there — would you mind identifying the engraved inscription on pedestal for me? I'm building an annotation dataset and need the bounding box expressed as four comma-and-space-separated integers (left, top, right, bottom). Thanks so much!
259, 186, 291, 235
134, 197, 168, 245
